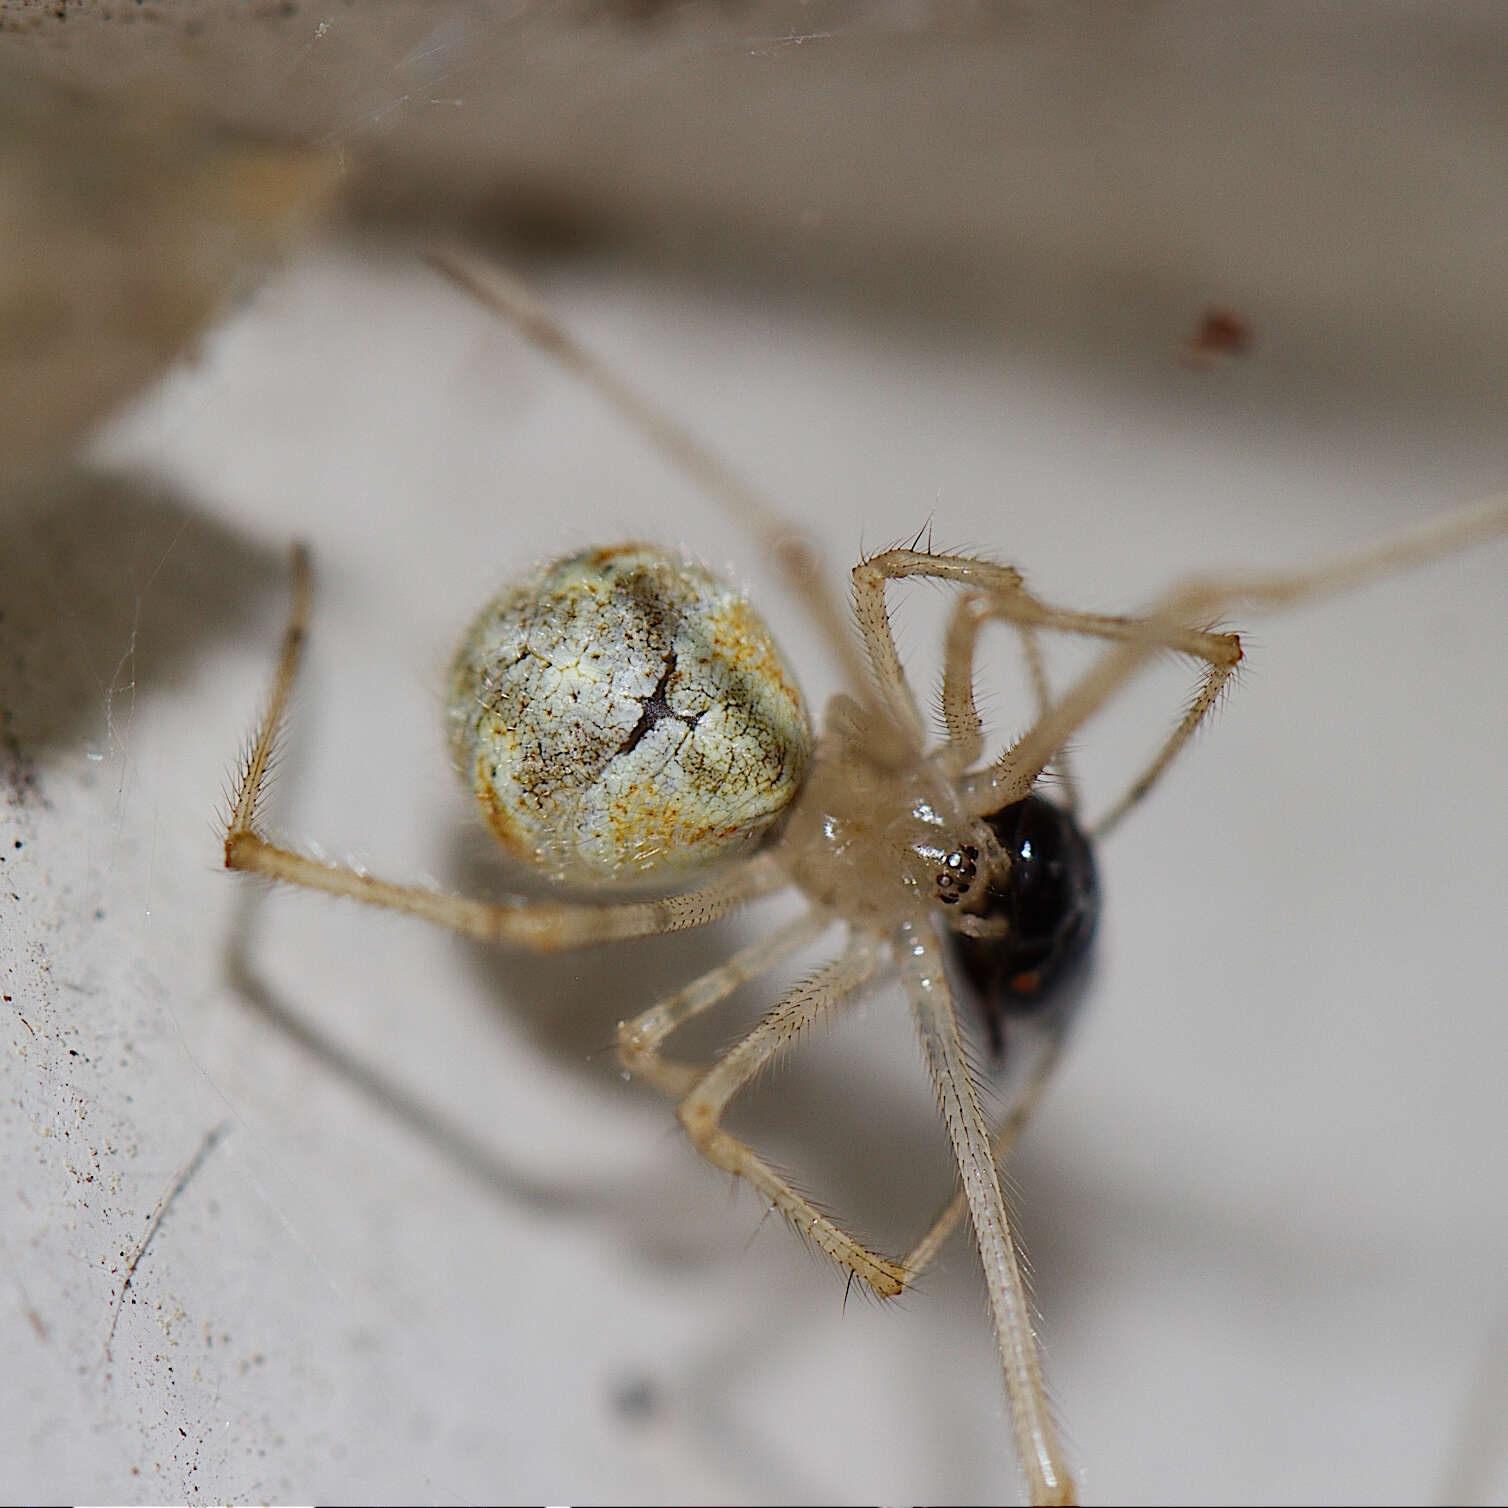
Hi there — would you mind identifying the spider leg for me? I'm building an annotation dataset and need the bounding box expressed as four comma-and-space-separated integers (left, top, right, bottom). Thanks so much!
617, 908, 832, 1098
938, 591, 992, 773
851, 553, 1023, 749
1086, 649, 1237, 838
425, 242, 871, 699
901, 1018, 1071, 1281
940, 589, 1081, 811
896, 917, 1075, 1508
859, 546, 1240, 831
223, 545, 783, 949
943, 567, 1238, 838
971, 490, 1508, 823
619, 884, 1073, 1295
961, 576, 1239, 831
671, 934, 916, 1298
1017, 617, 1083, 814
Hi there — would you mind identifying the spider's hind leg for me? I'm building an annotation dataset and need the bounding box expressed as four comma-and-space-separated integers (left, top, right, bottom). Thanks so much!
629, 931, 916, 1299
222, 545, 782, 948
616, 909, 831, 1099
224, 540, 312, 857
901, 1014, 1072, 1281
424, 241, 871, 697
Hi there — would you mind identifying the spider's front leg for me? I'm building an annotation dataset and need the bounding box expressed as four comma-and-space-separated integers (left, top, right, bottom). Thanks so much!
857, 546, 1242, 836
968, 493, 1508, 829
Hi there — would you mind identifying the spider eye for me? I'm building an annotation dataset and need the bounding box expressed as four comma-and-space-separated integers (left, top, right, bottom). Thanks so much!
934, 843, 979, 904
945, 794, 1098, 1056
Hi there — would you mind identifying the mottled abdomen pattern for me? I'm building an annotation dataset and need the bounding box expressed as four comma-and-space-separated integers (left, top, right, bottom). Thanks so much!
448, 544, 812, 885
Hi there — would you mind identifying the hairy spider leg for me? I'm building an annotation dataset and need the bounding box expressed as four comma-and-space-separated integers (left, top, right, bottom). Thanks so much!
223, 544, 786, 947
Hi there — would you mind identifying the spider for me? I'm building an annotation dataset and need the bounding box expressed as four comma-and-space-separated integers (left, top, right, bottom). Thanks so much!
222, 246, 1508, 1507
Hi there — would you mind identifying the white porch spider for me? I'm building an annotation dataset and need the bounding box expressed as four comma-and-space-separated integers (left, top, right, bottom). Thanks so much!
222, 246, 1508, 1507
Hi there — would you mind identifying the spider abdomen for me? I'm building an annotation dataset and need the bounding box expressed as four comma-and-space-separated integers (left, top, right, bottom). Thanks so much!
447, 543, 812, 886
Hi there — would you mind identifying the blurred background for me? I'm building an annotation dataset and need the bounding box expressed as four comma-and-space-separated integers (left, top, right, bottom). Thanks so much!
3, 4, 1508, 1503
